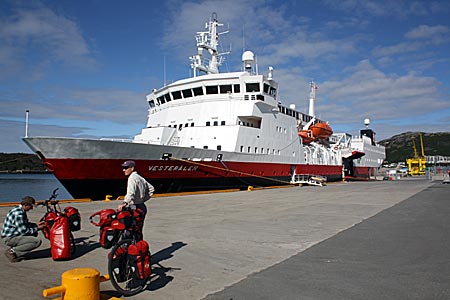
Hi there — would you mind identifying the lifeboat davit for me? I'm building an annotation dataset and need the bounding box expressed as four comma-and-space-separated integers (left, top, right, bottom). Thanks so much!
298, 130, 314, 144
309, 122, 333, 139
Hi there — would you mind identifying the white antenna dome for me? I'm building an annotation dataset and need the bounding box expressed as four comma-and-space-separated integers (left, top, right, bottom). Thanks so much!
242, 51, 254, 71
364, 118, 371, 127
289, 104, 296, 110
242, 51, 254, 63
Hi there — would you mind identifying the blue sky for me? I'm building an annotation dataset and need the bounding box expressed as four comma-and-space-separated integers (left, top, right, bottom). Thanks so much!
1, 0, 449, 153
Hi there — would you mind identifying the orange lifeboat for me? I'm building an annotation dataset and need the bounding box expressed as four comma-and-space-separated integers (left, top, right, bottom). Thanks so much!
309, 122, 333, 139
298, 130, 314, 144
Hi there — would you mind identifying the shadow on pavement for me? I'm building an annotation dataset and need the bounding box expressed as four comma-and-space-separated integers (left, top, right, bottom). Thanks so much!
24, 234, 100, 260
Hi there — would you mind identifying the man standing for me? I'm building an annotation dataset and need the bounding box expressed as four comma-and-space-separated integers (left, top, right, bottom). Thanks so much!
118, 160, 155, 234
2, 196, 46, 262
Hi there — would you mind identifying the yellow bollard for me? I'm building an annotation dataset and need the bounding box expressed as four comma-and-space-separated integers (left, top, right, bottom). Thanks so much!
105, 195, 113, 202
43, 268, 110, 300
247, 186, 253, 191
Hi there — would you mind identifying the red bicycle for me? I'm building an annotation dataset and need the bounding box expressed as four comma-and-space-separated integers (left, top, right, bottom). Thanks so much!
91, 206, 151, 296
39, 188, 80, 259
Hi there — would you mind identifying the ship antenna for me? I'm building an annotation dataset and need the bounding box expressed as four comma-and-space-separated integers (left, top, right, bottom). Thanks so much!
25, 110, 29, 138
308, 81, 317, 117
189, 13, 229, 76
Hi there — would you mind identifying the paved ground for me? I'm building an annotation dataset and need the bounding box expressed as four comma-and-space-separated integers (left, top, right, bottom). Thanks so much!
203, 181, 450, 300
0, 178, 441, 299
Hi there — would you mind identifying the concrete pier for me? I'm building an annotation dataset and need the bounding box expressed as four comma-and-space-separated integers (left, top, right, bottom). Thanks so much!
0, 178, 446, 299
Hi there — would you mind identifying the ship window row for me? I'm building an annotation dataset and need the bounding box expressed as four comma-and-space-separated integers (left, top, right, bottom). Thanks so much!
206, 121, 226, 126
167, 121, 228, 128
278, 105, 299, 119
155, 84, 241, 105
239, 145, 281, 155
201, 145, 222, 150
168, 123, 195, 130
277, 104, 314, 123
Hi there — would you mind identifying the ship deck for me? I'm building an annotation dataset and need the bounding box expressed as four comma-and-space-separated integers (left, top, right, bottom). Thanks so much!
1, 177, 448, 299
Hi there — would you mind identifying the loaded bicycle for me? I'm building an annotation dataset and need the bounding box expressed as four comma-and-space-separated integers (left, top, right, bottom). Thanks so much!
90, 206, 151, 296
39, 188, 81, 259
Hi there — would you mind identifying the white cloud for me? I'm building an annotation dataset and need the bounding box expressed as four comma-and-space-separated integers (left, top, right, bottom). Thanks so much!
405, 25, 450, 44
0, 2, 97, 80
305, 60, 450, 125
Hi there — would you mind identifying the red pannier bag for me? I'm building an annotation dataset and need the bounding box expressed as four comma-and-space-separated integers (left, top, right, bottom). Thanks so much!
64, 206, 81, 231
89, 209, 116, 227
112, 210, 133, 231
128, 240, 151, 280
42, 211, 58, 239
108, 246, 127, 282
99, 226, 119, 249
50, 215, 71, 260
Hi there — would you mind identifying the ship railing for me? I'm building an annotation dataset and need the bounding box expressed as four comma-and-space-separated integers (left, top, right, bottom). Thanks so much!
99, 138, 133, 142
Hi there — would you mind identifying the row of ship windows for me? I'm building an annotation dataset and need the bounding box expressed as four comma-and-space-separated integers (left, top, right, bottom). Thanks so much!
167, 120, 261, 129
168, 121, 226, 129
167, 122, 288, 134
277, 105, 314, 123
152, 82, 277, 106
197, 144, 282, 155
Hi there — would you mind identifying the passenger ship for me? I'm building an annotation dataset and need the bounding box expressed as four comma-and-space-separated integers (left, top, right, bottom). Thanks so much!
23, 13, 385, 199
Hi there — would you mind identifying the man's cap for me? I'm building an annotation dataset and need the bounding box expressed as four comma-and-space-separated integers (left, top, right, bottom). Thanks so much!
120, 160, 136, 168
21, 196, 36, 205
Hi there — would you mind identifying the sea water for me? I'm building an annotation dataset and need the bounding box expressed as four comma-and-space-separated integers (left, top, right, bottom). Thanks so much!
0, 173, 73, 203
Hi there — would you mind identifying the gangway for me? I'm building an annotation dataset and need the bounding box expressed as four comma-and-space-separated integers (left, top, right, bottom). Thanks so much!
291, 174, 327, 186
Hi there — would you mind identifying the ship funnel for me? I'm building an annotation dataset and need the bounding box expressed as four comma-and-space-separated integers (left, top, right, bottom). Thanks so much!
242, 51, 255, 73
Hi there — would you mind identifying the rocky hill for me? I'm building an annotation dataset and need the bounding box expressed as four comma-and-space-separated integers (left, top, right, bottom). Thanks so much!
0, 153, 48, 173
379, 132, 450, 163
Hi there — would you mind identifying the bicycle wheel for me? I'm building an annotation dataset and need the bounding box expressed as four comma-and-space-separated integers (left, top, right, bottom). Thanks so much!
108, 239, 147, 296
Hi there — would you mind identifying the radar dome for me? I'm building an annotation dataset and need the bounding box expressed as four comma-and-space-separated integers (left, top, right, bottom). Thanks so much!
242, 51, 254, 63
364, 118, 371, 126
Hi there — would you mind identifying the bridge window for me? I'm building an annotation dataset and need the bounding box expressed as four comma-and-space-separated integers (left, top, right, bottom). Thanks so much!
182, 89, 193, 98
206, 85, 218, 94
172, 91, 182, 100
220, 85, 232, 94
246, 83, 260, 92
233, 84, 240, 93
193, 87, 204, 96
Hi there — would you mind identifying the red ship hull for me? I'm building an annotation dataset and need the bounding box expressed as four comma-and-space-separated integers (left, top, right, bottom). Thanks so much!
43, 158, 343, 200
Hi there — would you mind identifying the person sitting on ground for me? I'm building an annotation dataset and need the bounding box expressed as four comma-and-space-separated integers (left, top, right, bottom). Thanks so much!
1, 196, 46, 262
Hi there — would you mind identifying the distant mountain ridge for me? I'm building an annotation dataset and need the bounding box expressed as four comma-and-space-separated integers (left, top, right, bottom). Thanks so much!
379, 132, 450, 163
